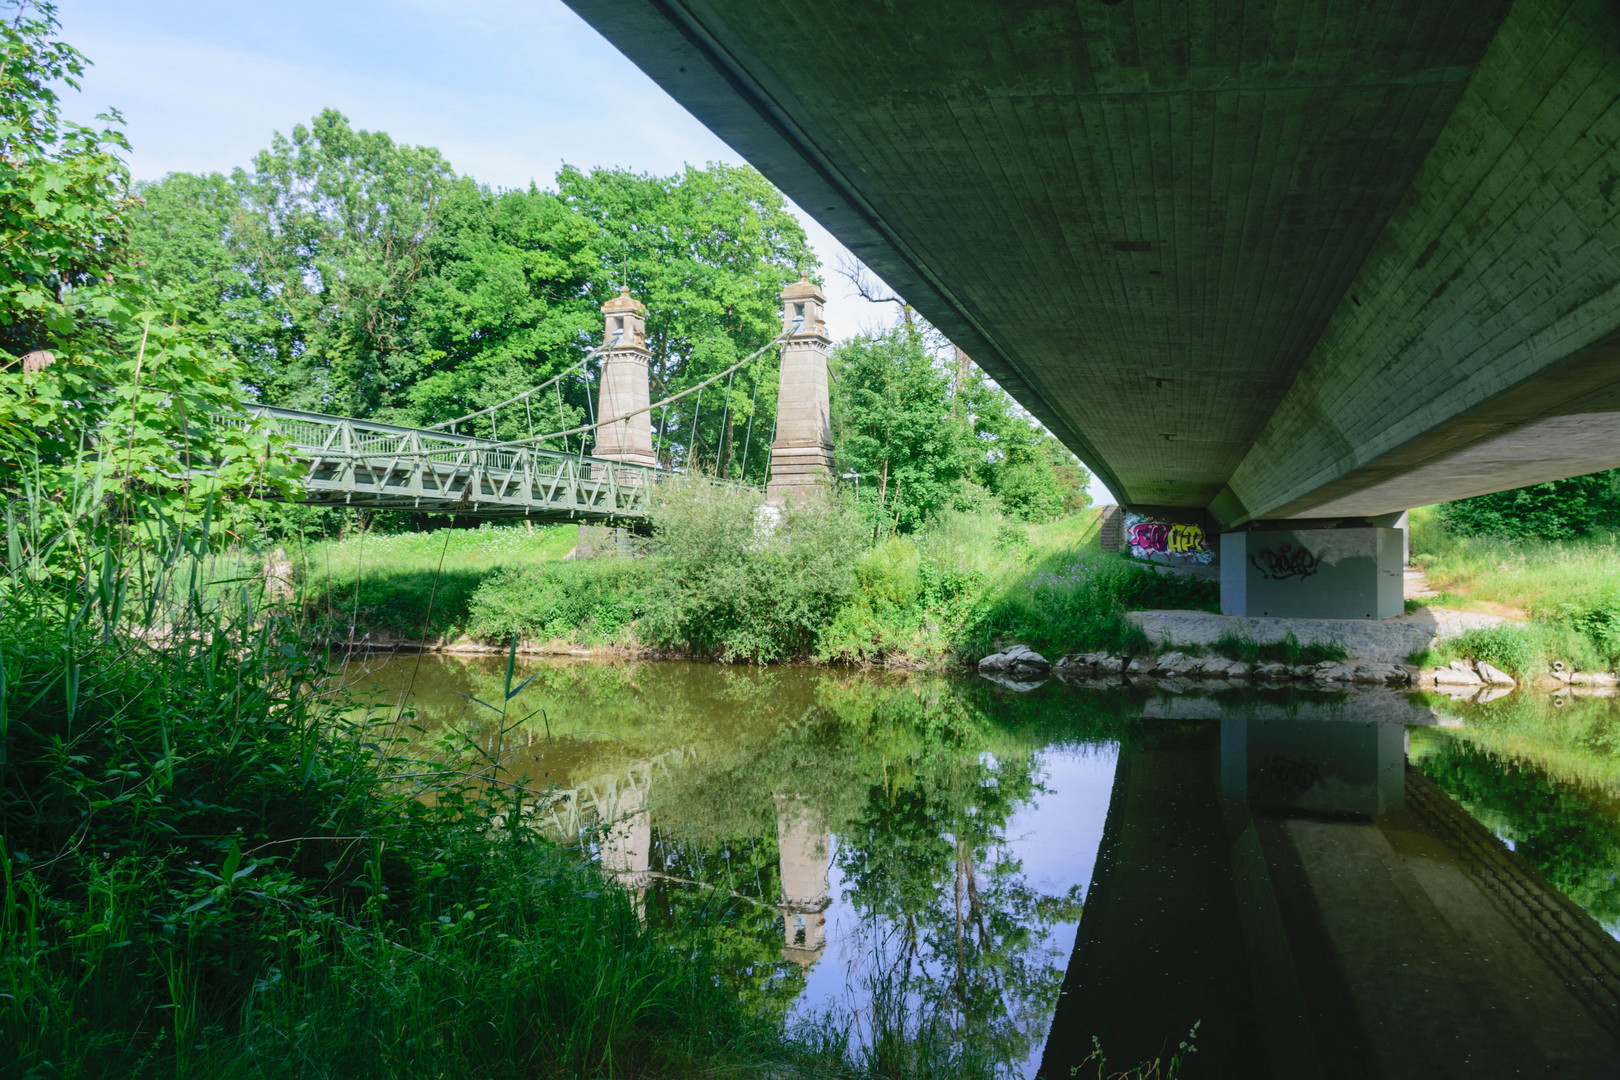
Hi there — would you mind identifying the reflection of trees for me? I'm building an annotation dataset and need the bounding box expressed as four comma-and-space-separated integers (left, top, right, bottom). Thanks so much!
836, 690, 1083, 1075
1411, 726, 1620, 931
339, 654, 1099, 1068
648, 828, 810, 1023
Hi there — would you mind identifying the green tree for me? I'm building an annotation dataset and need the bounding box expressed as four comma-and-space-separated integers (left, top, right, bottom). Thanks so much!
558, 163, 814, 476
0, 2, 288, 542
959, 368, 1088, 522
401, 180, 600, 430
1437, 470, 1620, 541
831, 330, 977, 533
130, 110, 457, 417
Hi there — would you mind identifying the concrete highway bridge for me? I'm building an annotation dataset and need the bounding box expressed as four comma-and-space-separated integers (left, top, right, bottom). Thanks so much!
563, 0, 1620, 618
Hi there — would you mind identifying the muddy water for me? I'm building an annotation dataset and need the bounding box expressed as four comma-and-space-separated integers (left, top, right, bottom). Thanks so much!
335, 655, 1620, 1079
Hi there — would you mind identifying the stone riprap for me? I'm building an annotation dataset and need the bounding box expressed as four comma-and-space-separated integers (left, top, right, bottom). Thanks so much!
977, 645, 1050, 679
1127, 607, 1506, 665
1053, 652, 1410, 688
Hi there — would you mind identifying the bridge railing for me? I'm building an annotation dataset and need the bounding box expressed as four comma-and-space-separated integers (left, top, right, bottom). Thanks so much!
222, 406, 669, 518
218, 405, 757, 519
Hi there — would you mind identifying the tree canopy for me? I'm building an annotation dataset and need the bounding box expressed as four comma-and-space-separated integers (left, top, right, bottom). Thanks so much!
128, 125, 814, 475
0, 2, 286, 544
831, 328, 1089, 533
1437, 470, 1620, 541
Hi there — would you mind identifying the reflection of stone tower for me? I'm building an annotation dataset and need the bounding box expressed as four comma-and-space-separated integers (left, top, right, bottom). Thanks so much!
594, 287, 657, 468
773, 795, 831, 970
600, 781, 652, 919
766, 276, 834, 504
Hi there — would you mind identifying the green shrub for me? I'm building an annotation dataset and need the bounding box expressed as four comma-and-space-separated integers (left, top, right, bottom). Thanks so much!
641, 478, 866, 662
466, 558, 646, 643
1550, 599, 1620, 666
1447, 624, 1540, 677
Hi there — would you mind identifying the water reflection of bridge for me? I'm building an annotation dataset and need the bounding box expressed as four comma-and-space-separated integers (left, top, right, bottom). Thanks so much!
1040, 714, 1620, 1079
538, 751, 832, 969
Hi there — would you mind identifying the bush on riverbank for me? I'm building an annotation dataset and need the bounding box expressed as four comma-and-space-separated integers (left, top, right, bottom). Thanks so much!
639, 477, 867, 662
467, 557, 648, 644
293, 496, 1220, 666
1411, 507, 1620, 672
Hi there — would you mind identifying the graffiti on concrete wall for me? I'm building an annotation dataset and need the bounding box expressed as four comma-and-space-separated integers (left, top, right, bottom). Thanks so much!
1124, 514, 1214, 563
1249, 543, 1322, 581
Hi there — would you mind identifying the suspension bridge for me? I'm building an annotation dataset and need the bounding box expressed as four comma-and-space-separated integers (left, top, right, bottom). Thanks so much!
227, 279, 836, 523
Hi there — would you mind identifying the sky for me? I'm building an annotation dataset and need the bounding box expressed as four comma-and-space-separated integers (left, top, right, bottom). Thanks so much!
53, 0, 1112, 502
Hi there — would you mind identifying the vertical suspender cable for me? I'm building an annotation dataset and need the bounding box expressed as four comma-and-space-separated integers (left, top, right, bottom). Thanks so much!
576, 364, 594, 464
555, 380, 568, 455
765, 402, 779, 488
714, 367, 735, 477
739, 343, 766, 484
655, 401, 669, 466
690, 382, 704, 471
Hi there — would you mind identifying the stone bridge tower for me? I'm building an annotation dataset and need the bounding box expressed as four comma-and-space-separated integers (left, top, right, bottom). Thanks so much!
593, 287, 657, 468
766, 276, 834, 503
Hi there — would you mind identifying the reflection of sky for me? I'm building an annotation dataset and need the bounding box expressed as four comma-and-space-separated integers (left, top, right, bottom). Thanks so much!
791, 742, 1120, 1078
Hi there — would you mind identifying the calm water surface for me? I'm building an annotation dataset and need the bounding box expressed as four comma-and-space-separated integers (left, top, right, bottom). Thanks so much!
337, 655, 1620, 1079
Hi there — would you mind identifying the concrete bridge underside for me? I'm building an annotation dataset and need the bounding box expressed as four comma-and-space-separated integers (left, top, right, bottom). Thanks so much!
563, 0, 1620, 528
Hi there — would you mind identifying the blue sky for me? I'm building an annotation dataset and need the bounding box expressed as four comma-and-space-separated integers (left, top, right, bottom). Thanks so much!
56, 0, 1111, 501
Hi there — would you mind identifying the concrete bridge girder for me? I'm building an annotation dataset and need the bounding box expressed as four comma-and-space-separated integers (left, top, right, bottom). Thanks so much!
561, 0, 1620, 525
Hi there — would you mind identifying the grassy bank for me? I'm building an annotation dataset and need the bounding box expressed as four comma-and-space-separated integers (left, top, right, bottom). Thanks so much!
1409, 507, 1620, 675
297, 520, 584, 641
297, 496, 1218, 666
7, 509, 1085, 1079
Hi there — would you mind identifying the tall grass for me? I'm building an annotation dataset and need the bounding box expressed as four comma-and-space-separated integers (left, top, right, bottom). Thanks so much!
1411, 507, 1620, 671
0, 497, 781, 1078
298, 520, 580, 640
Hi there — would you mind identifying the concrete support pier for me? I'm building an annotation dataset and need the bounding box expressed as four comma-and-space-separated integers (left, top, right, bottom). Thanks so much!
1220, 527, 1403, 621
593, 287, 657, 468
766, 276, 834, 504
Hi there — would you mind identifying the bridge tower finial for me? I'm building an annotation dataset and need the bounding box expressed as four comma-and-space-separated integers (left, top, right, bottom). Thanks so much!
767, 275, 834, 503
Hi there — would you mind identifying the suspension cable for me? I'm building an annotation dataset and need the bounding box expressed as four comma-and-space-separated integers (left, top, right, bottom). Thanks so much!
690, 382, 704, 469
425, 346, 605, 431
522, 337, 780, 448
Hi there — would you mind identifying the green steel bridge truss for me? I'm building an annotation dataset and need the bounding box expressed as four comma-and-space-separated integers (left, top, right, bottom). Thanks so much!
236, 406, 661, 521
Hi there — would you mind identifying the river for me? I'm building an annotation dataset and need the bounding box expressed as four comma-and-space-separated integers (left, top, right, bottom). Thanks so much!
334, 654, 1620, 1079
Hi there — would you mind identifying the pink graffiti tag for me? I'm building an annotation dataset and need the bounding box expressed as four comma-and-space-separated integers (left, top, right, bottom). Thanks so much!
1127, 519, 1212, 560
1127, 521, 1169, 552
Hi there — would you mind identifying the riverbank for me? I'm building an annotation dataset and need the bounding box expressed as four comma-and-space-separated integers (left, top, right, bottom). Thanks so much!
294, 502, 1221, 669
